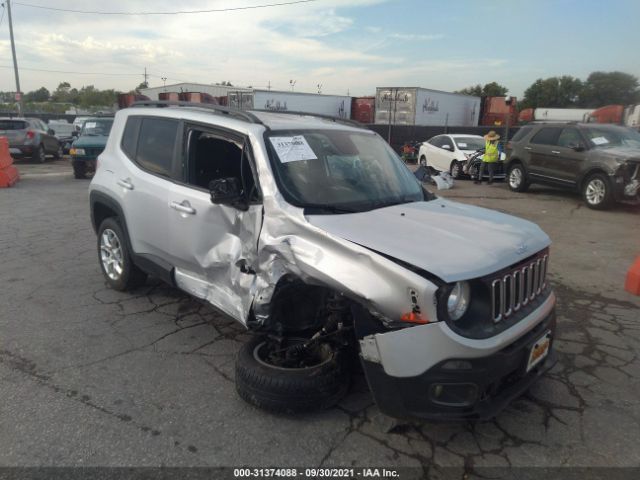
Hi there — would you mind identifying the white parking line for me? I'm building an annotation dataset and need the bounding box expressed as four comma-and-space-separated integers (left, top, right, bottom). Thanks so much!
19, 172, 71, 178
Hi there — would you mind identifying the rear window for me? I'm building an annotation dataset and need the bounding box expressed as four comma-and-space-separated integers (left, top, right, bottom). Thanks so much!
510, 127, 531, 143
135, 118, 179, 177
530, 127, 561, 145
0, 120, 27, 130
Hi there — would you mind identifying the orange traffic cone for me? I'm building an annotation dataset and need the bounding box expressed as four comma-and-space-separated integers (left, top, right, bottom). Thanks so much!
0, 137, 20, 188
625, 256, 640, 296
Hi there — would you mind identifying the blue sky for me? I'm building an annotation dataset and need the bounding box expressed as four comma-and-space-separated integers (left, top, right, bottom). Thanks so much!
0, 0, 638, 97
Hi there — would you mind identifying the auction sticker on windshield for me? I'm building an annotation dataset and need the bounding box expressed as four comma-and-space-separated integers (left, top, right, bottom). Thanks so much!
269, 136, 318, 163
84, 122, 97, 129
591, 136, 609, 145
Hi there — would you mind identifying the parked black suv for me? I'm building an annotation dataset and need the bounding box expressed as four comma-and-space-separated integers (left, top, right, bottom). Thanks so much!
505, 123, 640, 209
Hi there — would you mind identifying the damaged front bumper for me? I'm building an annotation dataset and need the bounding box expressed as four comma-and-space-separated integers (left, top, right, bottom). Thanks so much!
613, 162, 640, 204
357, 293, 557, 421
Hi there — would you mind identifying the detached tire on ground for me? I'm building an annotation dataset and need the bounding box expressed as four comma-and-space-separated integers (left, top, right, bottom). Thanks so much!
235, 336, 351, 414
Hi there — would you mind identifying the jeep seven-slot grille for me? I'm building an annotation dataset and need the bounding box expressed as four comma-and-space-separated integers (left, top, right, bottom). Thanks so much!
491, 254, 548, 323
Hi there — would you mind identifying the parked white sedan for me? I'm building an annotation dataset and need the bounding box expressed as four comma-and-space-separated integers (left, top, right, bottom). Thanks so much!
418, 134, 505, 179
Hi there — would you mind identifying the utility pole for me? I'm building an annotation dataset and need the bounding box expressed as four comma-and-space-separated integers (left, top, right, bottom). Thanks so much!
267, 80, 271, 91
6, 0, 23, 114
161, 77, 167, 91
143, 67, 149, 87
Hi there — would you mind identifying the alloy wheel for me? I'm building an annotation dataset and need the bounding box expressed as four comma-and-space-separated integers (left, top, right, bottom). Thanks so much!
585, 178, 606, 205
100, 229, 124, 280
509, 167, 522, 189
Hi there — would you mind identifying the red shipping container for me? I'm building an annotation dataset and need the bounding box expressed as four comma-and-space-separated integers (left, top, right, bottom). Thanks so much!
351, 97, 375, 124
179, 92, 218, 104
588, 105, 624, 124
159, 92, 180, 101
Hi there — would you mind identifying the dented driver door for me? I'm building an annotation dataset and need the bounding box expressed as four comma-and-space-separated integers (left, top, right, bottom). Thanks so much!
167, 127, 263, 324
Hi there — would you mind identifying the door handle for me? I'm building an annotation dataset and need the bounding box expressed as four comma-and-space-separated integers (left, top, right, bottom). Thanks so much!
551, 150, 560, 155
170, 200, 196, 215
524, 146, 532, 150
117, 178, 134, 190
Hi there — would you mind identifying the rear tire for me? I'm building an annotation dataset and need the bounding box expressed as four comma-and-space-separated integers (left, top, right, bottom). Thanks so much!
54, 145, 63, 159
582, 173, 613, 210
507, 163, 529, 192
235, 336, 350, 414
97, 217, 147, 291
34, 144, 46, 163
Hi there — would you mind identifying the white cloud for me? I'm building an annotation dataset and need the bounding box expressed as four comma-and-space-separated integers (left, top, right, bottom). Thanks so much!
388, 33, 445, 41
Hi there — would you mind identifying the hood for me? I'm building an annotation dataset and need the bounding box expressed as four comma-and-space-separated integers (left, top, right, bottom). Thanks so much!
306, 199, 550, 283
73, 135, 109, 148
587, 146, 640, 163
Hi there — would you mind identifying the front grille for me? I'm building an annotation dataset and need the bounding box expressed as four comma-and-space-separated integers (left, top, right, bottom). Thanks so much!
491, 253, 548, 323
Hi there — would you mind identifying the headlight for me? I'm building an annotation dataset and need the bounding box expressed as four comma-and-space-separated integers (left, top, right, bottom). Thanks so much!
71, 148, 85, 155
447, 282, 471, 321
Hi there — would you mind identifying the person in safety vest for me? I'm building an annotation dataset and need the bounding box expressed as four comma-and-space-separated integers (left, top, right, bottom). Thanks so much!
475, 130, 500, 185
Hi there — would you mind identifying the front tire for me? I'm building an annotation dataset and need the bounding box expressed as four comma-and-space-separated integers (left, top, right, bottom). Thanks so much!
235, 336, 350, 414
54, 145, 63, 159
73, 161, 87, 179
507, 163, 529, 192
419, 155, 427, 167
583, 173, 613, 210
97, 218, 147, 291
450, 160, 461, 179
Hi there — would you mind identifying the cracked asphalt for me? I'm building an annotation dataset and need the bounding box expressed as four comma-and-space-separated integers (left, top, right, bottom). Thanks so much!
1, 162, 639, 477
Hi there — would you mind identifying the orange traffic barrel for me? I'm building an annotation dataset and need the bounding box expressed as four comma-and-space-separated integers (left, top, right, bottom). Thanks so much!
625, 256, 640, 296
0, 137, 20, 188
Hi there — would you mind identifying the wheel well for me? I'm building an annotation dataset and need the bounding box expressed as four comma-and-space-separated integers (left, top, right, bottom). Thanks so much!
579, 169, 609, 190
93, 201, 118, 232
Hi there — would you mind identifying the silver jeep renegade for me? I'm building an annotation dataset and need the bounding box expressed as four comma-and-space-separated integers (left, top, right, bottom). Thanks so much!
89, 102, 556, 420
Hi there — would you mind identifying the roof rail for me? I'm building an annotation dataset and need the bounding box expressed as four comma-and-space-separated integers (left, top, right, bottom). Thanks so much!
129, 100, 264, 125
251, 109, 363, 128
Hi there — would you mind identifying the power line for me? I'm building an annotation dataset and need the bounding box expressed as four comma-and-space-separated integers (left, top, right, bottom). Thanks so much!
0, 64, 141, 76
13, 0, 317, 15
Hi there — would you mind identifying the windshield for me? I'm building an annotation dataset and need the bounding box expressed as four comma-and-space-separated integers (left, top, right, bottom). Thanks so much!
80, 119, 113, 136
453, 136, 485, 151
49, 123, 75, 136
266, 129, 429, 213
583, 126, 640, 149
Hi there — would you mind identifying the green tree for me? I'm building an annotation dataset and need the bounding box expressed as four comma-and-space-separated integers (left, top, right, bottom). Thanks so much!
580, 71, 639, 107
24, 87, 50, 102
456, 82, 508, 97
51, 82, 72, 102
135, 81, 149, 92
520, 76, 583, 109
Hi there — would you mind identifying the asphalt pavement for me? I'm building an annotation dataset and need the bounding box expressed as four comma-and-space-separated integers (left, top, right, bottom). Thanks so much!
1, 160, 639, 478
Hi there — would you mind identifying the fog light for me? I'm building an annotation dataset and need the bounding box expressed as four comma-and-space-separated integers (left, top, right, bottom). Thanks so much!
429, 383, 478, 407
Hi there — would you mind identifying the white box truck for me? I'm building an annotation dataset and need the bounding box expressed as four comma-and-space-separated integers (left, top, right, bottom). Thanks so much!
228, 90, 351, 119
375, 87, 481, 126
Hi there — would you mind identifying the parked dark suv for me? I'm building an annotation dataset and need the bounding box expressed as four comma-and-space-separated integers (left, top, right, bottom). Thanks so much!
505, 123, 640, 209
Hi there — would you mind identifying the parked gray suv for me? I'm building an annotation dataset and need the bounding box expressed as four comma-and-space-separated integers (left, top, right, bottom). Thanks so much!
0, 117, 62, 162
89, 102, 556, 421
505, 123, 640, 209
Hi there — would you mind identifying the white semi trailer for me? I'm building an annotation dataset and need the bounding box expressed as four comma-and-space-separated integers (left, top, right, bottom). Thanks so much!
228, 90, 351, 119
374, 87, 481, 126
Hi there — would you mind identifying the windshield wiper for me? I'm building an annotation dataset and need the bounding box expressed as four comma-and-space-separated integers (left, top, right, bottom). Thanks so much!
303, 204, 359, 214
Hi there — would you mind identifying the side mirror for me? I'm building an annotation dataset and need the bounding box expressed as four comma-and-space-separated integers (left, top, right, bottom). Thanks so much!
209, 177, 247, 210
569, 143, 585, 152
72, 131, 79, 137
47, 128, 55, 135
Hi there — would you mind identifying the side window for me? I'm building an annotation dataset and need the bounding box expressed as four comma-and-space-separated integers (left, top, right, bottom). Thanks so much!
530, 127, 561, 145
121, 117, 141, 160
430, 136, 443, 147
185, 128, 259, 201
442, 138, 454, 150
135, 117, 179, 177
557, 128, 583, 148
510, 127, 531, 143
